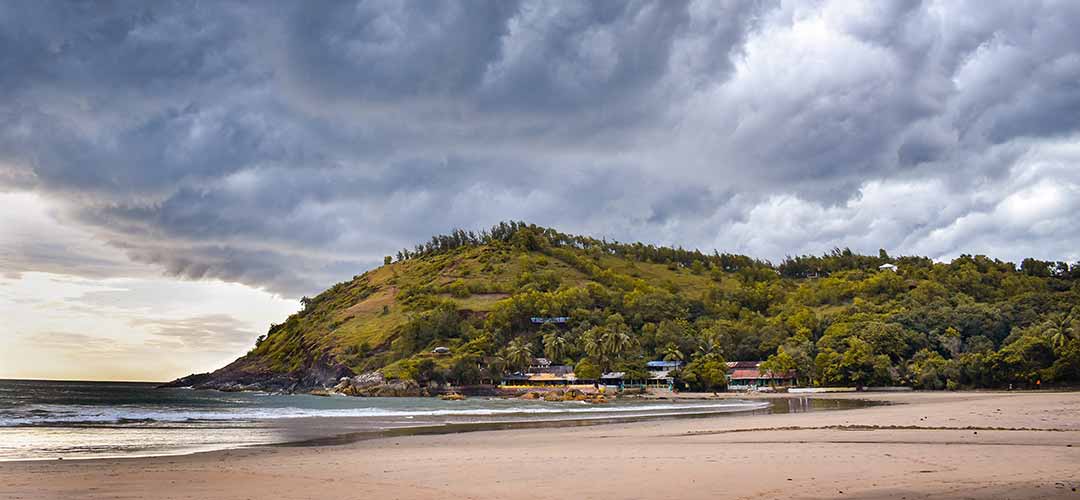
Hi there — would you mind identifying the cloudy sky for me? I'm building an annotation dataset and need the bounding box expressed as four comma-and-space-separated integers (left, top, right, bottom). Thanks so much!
3, 0, 1079, 381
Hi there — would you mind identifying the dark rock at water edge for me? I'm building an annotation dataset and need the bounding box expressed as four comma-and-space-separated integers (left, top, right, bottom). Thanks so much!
160, 354, 353, 394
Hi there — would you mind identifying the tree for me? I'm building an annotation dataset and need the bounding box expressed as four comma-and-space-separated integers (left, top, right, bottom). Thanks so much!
397, 302, 461, 353
696, 329, 724, 358
1044, 312, 1075, 352
574, 358, 602, 380
449, 355, 482, 385
384, 255, 393, 266
777, 338, 815, 385
815, 337, 893, 387
581, 314, 635, 374
655, 319, 697, 357
543, 331, 569, 363
998, 331, 1055, 384
760, 347, 797, 383
682, 353, 728, 392
909, 349, 950, 389
932, 326, 962, 358
1049, 338, 1080, 382
690, 260, 706, 275
504, 338, 534, 373
581, 327, 604, 365
663, 343, 685, 379
601, 326, 633, 365
406, 358, 444, 383
511, 226, 546, 251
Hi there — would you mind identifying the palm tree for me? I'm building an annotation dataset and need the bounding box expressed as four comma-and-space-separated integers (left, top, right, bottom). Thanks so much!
697, 331, 723, 358
1045, 313, 1075, 351
582, 326, 604, 361
504, 338, 534, 373
601, 328, 633, 361
663, 343, 685, 379
543, 332, 569, 363
581, 325, 633, 375
581, 325, 611, 375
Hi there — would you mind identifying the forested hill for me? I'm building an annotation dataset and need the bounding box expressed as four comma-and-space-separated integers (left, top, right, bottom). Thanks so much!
175, 222, 1080, 392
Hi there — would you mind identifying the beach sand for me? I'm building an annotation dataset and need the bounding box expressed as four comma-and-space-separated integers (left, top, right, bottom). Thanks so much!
2, 391, 1078, 499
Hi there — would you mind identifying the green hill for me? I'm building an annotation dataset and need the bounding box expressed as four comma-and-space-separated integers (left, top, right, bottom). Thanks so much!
170, 222, 1080, 393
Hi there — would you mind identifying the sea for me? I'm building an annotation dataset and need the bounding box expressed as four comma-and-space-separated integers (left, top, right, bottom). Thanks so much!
0, 379, 857, 461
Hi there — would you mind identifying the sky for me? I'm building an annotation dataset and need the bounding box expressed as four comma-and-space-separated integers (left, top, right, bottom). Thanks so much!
2, 1, 1080, 381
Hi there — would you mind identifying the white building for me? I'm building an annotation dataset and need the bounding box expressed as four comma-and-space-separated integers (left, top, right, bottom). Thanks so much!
878, 263, 898, 272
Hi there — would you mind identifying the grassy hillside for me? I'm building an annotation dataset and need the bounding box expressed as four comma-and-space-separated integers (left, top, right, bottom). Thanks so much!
205, 222, 1080, 391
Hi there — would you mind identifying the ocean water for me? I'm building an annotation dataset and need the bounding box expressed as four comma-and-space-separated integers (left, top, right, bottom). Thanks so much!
0, 379, 835, 461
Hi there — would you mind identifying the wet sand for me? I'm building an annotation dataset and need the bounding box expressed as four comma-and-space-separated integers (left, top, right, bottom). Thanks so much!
2, 391, 1078, 499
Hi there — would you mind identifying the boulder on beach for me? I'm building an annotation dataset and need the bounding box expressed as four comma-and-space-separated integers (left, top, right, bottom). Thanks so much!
543, 390, 566, 402
332, 372, 423, 397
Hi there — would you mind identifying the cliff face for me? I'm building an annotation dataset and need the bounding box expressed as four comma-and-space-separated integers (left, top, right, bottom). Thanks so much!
160, 354, 352, 392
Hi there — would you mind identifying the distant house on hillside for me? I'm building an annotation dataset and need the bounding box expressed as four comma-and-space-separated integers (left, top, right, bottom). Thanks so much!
878, 263, 898, 272
431, 346, 451, 355
529, 358, 553, 371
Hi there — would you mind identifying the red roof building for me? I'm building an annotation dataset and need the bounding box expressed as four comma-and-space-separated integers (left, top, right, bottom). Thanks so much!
726, 361, 796, 389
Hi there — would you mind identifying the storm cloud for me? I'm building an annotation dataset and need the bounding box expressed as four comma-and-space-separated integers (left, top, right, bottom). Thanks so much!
2, 0, 1079, 297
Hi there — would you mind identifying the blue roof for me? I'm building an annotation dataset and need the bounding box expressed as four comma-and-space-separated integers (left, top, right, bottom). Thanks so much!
646, 360, 684, 368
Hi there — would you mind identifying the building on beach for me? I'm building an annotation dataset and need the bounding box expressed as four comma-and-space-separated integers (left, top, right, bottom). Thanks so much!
500, 358, 795, 391
726, 361, 796, 390
600, 372, 625, 386
502, 358, 576, 387
645, 360, 684, 388
501, 371, 576, 387
501, 357, 632, 389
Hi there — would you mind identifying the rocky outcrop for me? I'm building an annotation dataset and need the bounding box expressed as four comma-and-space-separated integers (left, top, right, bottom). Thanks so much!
518, 389, 608, 403
161, 354, 353, 394
331, 372, 426, 397
158, 372, 213, 388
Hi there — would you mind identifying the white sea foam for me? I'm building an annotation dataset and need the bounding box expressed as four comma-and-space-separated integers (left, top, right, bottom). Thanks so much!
0, 400, 768, 427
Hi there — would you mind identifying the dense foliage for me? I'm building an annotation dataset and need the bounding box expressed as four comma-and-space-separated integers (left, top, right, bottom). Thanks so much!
245, 223, 1080, 392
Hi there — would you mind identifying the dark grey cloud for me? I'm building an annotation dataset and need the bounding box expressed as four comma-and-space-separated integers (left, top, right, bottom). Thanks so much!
283, 1, 516, 101
2, 0, 1080, 297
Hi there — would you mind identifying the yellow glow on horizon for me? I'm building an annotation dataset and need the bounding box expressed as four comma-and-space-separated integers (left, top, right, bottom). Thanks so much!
0, 272, 299, 382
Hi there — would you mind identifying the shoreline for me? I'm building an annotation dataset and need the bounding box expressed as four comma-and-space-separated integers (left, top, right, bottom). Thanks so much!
2, 391, 1078, 499
1, 396, 866, 463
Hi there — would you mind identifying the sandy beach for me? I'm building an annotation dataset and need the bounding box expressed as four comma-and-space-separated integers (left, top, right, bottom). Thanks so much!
2, 391, 1078, 500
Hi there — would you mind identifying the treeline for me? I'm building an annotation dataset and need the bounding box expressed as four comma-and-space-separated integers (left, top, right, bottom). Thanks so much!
402, 222, 1080, 280
396, 221, 770, 273
779, 249, 1080, 280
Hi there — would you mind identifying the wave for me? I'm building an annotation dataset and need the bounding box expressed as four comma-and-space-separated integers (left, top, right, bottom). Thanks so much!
0, 400, 768, 427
